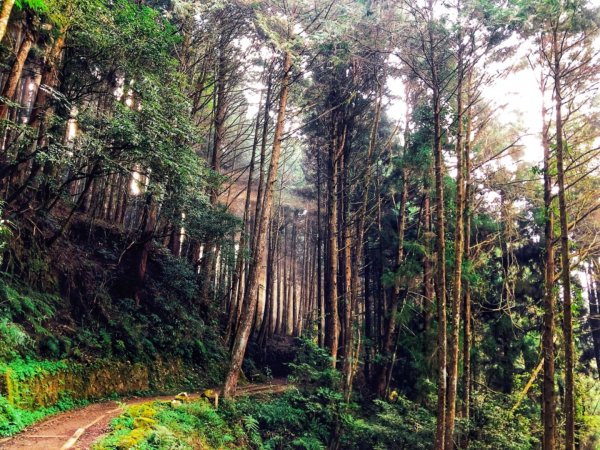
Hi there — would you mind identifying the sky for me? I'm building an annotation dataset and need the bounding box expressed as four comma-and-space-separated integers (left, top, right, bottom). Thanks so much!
386, 0, 600, 167
385, 34, 545, 167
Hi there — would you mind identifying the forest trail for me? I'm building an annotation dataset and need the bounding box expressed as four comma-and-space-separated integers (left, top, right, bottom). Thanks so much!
0, 379, 290, 450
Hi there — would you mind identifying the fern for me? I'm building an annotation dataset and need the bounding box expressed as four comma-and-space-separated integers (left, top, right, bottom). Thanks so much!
15, 0, 48, 12
291, 435, 326, 450
243, 415, 259, 435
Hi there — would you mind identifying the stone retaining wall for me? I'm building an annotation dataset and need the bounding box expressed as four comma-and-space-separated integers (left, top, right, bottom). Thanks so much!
0, 358, 193, 409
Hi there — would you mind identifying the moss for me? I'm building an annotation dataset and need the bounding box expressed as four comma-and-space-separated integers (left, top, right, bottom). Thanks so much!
128, 403, 158, 419
93, 399, 245, 449
5, 368, 17, 405
116, 427, 151, 449
133, 416, 156, 428
0, 356, 208, 438
0, 360, 149, 410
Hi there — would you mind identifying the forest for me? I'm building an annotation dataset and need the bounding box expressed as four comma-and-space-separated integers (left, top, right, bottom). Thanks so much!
0, 0, 599, 448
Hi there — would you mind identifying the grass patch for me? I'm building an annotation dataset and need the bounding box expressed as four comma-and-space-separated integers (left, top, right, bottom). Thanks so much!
0, 393, 87, 437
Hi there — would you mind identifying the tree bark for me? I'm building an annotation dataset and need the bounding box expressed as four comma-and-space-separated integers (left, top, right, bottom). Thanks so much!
423, 187, 434, 337
16, 28, 66, 207
317, 147, 325, 347
0, 0, 15, 43
553, 27, 574, 450
291, 219, 299, 336
222, 51, 291, 399
433, 87, 447, 450
445, 26, 464, 447
225, 84, 265, 345
134, 194, 158, 305
0, 19, 35, 120
460, 71, 473, 444
376, 174, 407, 396
201, 39, 229, 304
325, 120, 345, 367
541, 67, 556, 450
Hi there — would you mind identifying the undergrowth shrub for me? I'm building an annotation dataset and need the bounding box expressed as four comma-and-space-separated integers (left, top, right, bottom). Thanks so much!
93, 336, 540, 450
0, 393, 86, 437
93, 399, 244, 450
0, 248, 227, 380
0, 321, 32, 361
467, 392, 537, 450
0, 280, 62, 360
0, 249, 227, 438
220, 338, 348, 449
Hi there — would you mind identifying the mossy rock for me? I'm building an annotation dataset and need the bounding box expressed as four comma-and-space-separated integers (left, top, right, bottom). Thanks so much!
174, 392, 190, 403
116, 427, 150, 449
133, 416, 156, 429
128, 403, 157, 419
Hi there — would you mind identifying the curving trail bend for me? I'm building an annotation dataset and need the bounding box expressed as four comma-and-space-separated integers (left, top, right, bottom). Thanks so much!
0, 379, 290, 450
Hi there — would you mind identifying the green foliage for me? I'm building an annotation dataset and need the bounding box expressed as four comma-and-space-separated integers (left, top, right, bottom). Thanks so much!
0, 247, 227, 378
0, 358, 68, 381
467, 392, 537, 450
93, 334, 541, 450
0, 321, 32, 361
345, 397, 435, 450
217, 339, 351, 449
14, 0, 47, 12
94, 399, 243, 450
577, 374, 600, 448
0, 209, 11, 256
0, 393, 86, 437
0, 280, 62, 361
287, 338, 340, 388
97, 386, 541, 450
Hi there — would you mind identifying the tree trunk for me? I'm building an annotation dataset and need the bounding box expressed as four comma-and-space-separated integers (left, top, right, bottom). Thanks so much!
283, 221, 289, 333
364, 241, 373, 383
0, 0, 15, 43
325, 121, 345, 367
0, 19, 35, 120
291, 219, 299, 336
423, 188, 434, 338
225, 84, 265, 345
460, 71, 473, 446
258, 208, 281, 346
317, 147, 325, 347
541, 68, 556, 450
553, 28, 574, 450
134, 194, 158, 305
277, 226, 284, 334
433, 89, 447, 450
341, 206, 353, 396
445, 30, 464, 448
210, 43, 227, 204
222, 51, 291, 399
376, 174, 407, 397
201, 40, 228, 304
252, 68, 273, 247
15, 29, 66, 207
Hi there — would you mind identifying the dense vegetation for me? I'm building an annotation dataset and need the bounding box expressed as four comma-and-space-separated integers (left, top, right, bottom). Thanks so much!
0, 0, 599, 448
94, 340, 545, 450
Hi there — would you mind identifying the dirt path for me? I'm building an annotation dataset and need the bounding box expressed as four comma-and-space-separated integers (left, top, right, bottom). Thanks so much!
0, 380, 290, 450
